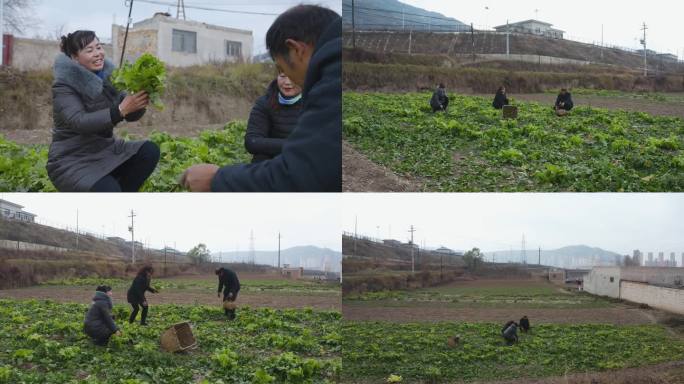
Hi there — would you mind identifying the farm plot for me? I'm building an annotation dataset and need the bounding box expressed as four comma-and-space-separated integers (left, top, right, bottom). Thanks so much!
343, 92, 684, 192
0, 121, 250, 192
0, 299, 341, 384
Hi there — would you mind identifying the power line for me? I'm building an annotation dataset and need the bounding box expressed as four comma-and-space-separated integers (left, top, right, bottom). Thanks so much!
135, 0, 280, 16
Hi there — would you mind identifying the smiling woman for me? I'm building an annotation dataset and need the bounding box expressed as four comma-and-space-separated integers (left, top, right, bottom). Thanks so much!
46, 30, 160, 192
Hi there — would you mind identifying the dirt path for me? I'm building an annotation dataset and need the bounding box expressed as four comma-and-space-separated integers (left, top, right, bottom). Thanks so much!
342, 140, 421, 192
0, 286, 340, 310
488, 93, 684, 119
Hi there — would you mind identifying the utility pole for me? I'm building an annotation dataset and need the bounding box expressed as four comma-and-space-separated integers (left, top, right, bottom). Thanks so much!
402, 4, 405, 31
506, 19, 510, 56
128, 210, 136, 264
277, 232, 282, 269
408, 29, 412, 55
353, 215, 358, 257
164, 244, 167, 276
641, 22, 648, 76
471, 23, 475, 62
538, 246, 541, 265
120, 0, 135, 67
408, 225, 416, 273
351, 0, 356, 49
521, 233, 526, 264
249, 230, 255, 265
75, 209, 79, 250
600, 24, 604, 60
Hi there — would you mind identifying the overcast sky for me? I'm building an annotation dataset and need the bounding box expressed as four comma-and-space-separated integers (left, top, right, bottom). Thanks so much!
3, 193, 341, 253
343, 193, 684, 256
400, 0, 684, 57
18, 0, 342, 55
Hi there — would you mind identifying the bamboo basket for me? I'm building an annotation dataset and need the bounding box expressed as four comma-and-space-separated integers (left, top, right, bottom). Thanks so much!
160, 322, 197, 353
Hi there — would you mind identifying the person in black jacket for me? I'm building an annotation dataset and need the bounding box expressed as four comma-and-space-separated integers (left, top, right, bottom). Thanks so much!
519, 315, 531, 332
430, 83, 449, 112
244, 73, 303, 162
554, 88, 574, 115
180, 5, 341, 192
216, 267, 241, 320
84, 285, 120, 346
492, 86, 509, 109
501, 320, 519, 346
127, 265, 158, 325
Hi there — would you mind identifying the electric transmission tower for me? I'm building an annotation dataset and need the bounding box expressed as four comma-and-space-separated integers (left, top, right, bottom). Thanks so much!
176, 0, 186, 20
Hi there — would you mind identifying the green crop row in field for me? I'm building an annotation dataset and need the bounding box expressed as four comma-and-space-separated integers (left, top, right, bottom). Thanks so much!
0, 299, 340, 384
0, 122, 250, 192
343, 92, 684, 191
344, 288, 611, 309
42, 277, 340, 295
342, 321, 684, 383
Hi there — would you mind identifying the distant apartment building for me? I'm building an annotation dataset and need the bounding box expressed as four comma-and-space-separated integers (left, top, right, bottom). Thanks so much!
112, 13, 253, 67
494, 19, 564, 39
0, 199, 36, 223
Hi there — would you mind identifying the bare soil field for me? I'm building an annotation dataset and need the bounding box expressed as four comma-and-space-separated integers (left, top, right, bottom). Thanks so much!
342, 141, 421, 192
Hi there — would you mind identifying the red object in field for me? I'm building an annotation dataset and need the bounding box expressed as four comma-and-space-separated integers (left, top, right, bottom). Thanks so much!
2, 34, 13, 67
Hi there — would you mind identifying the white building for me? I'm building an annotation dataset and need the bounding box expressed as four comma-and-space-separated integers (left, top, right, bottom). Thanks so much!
112, 13, 253, 67
0, 199, 37, 223
494, 20, 564, 39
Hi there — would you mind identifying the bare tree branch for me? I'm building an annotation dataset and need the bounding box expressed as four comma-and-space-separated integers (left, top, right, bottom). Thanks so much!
2, 0, 39, 35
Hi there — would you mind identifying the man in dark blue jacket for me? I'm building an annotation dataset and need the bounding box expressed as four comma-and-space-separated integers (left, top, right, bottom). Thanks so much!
181, 5, 341, 192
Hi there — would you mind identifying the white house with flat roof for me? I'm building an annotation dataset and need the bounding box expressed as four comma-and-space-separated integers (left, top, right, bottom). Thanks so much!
112, 13, 253, 67
494, 19, 564, 39
0, 199, 36, 223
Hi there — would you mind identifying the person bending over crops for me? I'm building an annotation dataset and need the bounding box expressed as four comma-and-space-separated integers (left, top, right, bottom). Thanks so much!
519, 315, 530, 332
181, 4, 341, 192
46, 31, 160, 192
492, 86, 509, 109
430, 83, 449, 112
127, 265, 158, 325
244, 73, 303, 162
216, 267, 241, 320
501, 320, 519, 345
554, 88, 574, 116
84, 285, 121, 346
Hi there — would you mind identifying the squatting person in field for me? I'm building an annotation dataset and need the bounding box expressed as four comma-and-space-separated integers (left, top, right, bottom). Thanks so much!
84, 285, 121, 346
501, 320, 519, 345
244, 72, 303, 162
216, 267, 241, 320
492, 86, 509, 109
127, 265, 159, 325
554, 88, 574, 116
430, 83, 449, 112
47, 30, 160, 192
181, 4, 341, 192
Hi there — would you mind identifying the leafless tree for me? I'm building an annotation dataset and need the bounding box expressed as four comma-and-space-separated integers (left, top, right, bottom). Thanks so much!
2, 0, 38, 35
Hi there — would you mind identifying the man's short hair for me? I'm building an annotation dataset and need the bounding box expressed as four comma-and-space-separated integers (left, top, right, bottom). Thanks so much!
266, 5, 340, 60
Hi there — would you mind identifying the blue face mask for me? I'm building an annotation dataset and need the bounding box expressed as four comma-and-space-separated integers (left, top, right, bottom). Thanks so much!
278, 92, 302, 106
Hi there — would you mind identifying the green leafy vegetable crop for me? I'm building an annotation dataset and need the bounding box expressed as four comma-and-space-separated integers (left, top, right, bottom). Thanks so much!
112, 53, 167, 110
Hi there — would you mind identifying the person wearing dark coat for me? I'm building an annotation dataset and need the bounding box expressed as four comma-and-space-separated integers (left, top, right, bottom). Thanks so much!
554, 88, 574, 112
216, 267, 241, 320
519, 316, 530, 332
492, 86, 509, 109
501, 320, 519, 345
180, 5, 341, 192
84, 285, 120, 346
127, 265, 158, 325
430, 83, 449, 112
244, 74, 303, 163
47, 30, 159, 192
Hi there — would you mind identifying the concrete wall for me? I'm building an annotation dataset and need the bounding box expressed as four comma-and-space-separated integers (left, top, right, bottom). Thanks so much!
620, 267, 684, 287
113, 15, 253, 67
8, 36, 112, 71
0, 239, 69, 252
584, 266, 621, 298
470, 53, 590, 66
621, 281, 684, 315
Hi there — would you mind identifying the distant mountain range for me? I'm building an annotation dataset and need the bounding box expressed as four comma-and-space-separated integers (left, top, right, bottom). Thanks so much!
485, 245, 623, 269
343, 0, 467, 31
211, 246, 341, 273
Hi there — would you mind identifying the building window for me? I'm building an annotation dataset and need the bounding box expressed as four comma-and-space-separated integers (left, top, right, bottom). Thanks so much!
226, 40, 242, 58
610, 277, 614, 283
172, 29, 197, 53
